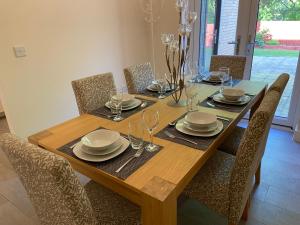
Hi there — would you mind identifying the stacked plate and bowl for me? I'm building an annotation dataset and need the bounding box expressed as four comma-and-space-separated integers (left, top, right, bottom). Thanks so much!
73, 129, 129, 162
147, 80, 174, 92
213, 87, 251, 105
202, 71, 230, 83
175, 112, 223, 137
105, 94, 142, 110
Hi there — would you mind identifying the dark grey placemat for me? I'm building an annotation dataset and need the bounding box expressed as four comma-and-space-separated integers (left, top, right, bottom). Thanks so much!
89, 98, 156, 121
155, 114, 232, 150
198, 91, 256, 113
139, 89, 174, 98
58, 128, 162, 180
198, 79, 241, 86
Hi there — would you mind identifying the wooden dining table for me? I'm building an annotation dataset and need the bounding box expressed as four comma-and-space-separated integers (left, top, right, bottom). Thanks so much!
28, 80, 267, 225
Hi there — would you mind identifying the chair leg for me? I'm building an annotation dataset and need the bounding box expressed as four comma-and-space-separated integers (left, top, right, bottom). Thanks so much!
255, 162, 261, 185
242, 196, 250, 221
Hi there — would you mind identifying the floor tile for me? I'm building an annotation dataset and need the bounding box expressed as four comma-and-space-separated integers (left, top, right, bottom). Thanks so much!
248, 199, 284, 225
0, 194, 8, 206
265, 186, 290, 208
0, 201, 37, 225
252, 182, 269, 202
0, 163, 17, 181
0, 177, 38, 221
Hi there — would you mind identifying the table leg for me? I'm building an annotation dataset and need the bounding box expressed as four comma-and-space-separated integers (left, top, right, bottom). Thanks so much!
141, 176, 177, 225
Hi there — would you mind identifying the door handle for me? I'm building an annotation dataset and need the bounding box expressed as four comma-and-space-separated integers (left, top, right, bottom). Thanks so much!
228, 36, 241, 55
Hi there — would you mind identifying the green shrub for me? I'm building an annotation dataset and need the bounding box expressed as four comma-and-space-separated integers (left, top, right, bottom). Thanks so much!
255, 28, 273, 48
265, 40, 279, 45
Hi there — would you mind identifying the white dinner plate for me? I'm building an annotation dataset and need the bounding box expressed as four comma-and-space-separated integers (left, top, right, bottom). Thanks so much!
105, 99, 142, 111
213, 94, 251, 105
176, 119, 224, 137
81, 138, 123, 156
183, 121, 218, 133
73, 136, 129, 162
202, 76, 230, 84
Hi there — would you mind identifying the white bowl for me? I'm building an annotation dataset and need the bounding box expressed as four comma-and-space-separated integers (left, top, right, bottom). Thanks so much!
223, 88, 245, 101
185, 112, 217, 129
82, 138, 122, 155
209, 71, 222, 80
112, 94, 135, 106
81, 129, 120, 150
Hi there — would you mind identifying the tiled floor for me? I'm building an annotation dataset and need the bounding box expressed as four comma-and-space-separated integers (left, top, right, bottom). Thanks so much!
0, 118, 300, 225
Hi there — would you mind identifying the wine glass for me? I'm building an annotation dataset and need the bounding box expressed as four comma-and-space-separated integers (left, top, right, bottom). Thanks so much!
128, 121, 144, 150
219, 67, 230, 94
142, 109, 159, 152
110, 88, 124, 121
188, 61, 199, 83
185, 83, 198, 112
157, 79, 167, 99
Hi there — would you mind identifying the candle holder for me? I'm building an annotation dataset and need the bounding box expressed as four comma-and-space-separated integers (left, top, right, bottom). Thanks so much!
140, 0, 165, 77
161, 0, 197, 105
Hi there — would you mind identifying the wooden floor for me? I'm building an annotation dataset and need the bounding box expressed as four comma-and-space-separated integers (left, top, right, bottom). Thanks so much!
0, 118, 299, 225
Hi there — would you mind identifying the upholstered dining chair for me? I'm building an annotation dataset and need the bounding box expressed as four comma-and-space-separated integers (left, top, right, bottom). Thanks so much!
209, 55, 247, 80
124, 62, 154, 94
183, 90, 281, 225
268, 73, 290, 94
218, 73, 289, 156
0, 133, 140, 225
72, 73, 116, 114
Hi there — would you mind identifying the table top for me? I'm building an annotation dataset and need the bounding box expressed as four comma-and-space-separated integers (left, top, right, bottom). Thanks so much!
28, 80, 267, 205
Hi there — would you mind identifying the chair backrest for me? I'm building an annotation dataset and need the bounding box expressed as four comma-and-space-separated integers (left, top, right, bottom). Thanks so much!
0, 133, 97, 225
268, 73, 290, 94
124, 62, 154, 94
228, 90, 281, 224
209, 55, 246, 80
72, 73, 116, 114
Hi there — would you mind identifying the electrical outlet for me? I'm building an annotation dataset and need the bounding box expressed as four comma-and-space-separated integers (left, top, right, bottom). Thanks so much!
13, 46, 27, 58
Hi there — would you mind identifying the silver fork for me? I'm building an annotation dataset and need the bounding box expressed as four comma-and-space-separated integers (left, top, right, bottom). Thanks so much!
164, 131, 197, 145
115, 147, 144, 173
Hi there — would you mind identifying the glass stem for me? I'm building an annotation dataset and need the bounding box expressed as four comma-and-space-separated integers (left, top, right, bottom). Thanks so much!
149, 130, 154, 146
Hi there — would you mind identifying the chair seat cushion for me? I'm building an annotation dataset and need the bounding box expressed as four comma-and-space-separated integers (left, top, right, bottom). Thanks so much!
218, 126, 245, 155
84, 181, 140, 225
183, 151, 235, 216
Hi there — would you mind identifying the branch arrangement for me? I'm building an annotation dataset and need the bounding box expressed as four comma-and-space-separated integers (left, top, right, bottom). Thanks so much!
161, 0, 197, 103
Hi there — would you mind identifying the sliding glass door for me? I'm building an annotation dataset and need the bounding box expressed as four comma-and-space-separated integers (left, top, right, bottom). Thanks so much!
239, 0, 300, 127
197, 0, 300, 127
198, 0, 221, 71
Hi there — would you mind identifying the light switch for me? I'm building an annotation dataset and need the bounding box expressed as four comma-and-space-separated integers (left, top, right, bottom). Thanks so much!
13, 46, 27, 58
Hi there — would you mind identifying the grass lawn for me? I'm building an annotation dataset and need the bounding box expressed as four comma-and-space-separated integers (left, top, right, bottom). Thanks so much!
254, 48, 299, 57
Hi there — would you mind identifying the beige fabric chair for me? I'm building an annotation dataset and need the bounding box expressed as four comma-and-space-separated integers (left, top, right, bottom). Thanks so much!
268, 73, 290, 94
219, 73, 290, 155
184, 90, 281, 225
0, 133, 140, 225
72, 73, 116, 114
209, 55, 246, 80
124, 62, 154, 94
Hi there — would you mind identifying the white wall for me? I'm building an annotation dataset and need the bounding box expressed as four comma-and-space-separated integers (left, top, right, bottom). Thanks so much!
0, 0, 151, 137
260, 21, 300, 40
